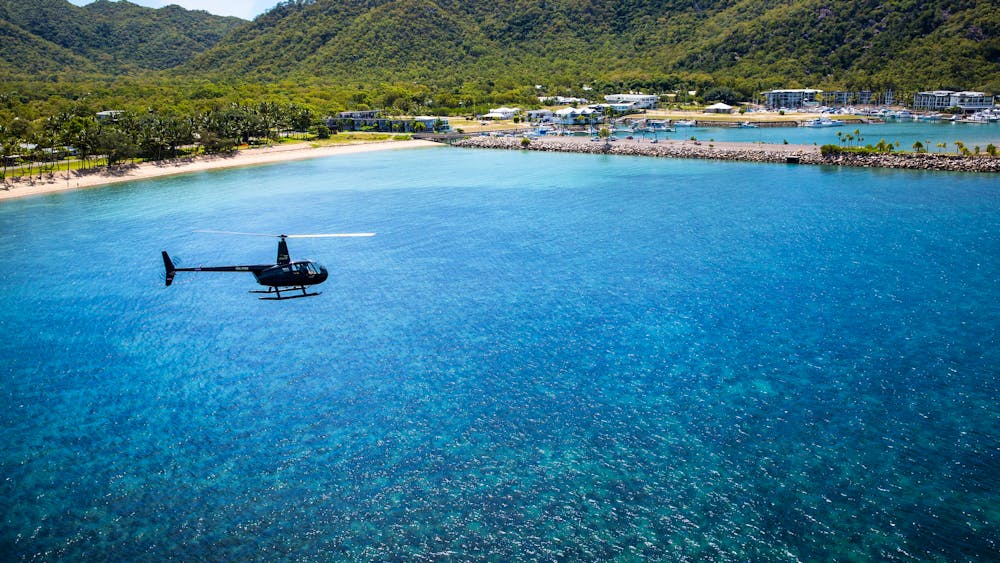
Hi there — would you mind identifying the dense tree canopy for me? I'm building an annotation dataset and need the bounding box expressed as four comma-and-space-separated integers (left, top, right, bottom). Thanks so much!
0, 0, 997, 172
0, 0, 243, 74
2, 0, 997, 94
177, 0, 999, 95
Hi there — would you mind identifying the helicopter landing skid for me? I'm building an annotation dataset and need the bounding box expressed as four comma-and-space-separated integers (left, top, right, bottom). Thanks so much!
251, 286, 320, 300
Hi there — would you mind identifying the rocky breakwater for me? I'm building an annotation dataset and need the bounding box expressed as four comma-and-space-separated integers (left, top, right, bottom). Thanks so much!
451, 136, 1000, 173
818, 151, 1000, 173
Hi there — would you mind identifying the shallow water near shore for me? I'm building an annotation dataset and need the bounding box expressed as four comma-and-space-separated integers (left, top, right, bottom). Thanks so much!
1, 147, 998, 559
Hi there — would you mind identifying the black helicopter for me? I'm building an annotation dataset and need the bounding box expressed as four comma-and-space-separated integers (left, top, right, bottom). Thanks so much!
162, 230, 374, 300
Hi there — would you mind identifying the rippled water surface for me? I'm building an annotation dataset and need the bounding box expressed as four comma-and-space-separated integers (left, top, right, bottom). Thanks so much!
626, 119, 1000, 151
1, 146, 997, 559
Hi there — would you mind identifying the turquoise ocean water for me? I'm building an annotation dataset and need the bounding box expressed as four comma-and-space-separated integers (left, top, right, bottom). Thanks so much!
1, 145, 998, 559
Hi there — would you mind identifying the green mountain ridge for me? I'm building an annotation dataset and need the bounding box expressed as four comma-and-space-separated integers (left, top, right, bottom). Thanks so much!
181, 0, 999, 94
1, 0, 997, 103
0, 16, 94, 74
0, 0, 244, 74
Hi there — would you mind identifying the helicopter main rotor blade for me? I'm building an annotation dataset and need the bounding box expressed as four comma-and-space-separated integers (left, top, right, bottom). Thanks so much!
284, 233, 376, 238
194, 230, 375, 238
194, 229, 281, 237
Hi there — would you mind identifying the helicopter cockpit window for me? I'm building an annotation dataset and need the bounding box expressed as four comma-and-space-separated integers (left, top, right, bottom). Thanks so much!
306, 263, 319, 275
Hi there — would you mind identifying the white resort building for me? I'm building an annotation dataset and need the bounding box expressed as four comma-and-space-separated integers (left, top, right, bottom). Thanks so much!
763, 89, 823, 109
483, 107, 521, 120
913, 90, 995, 112
603, 94, 659, 110
553, 107, 600, 125
539, 96, 590, 105
526, 109, 554, 122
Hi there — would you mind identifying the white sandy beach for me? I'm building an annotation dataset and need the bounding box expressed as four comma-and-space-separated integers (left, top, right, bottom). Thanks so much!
0, 139, 440, 202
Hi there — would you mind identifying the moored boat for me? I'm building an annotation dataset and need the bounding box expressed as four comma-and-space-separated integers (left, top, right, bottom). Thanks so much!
801, 116, 843, 127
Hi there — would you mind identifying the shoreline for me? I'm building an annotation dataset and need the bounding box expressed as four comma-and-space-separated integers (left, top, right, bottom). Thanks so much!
0, 139, 440, 202
3, 134, 995, 203
452, 135, 1000, 173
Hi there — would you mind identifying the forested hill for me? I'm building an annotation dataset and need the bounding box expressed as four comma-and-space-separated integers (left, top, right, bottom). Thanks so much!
0, 0, 245, 75
1, 0, 996, 97
186, 0, 999, 94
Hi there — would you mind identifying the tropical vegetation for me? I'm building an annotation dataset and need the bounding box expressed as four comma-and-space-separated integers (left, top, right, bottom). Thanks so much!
1, 0, 998, 179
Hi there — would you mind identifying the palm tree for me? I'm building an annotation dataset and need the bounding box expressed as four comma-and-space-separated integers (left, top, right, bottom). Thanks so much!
598, 126, 611, 151
256, 102, 281, 141
94, 126, 137, 166
287, 104, 313, 135
164, 114, 194, 158
0, 126, 21, 183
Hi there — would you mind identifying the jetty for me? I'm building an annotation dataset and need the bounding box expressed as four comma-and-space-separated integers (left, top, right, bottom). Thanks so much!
451, 135, 1000, 173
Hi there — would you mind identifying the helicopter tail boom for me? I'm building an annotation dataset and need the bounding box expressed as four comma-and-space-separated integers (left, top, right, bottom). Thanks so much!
161, 250, 274, 287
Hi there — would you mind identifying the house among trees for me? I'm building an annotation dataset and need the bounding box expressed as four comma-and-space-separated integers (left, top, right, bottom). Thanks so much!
96, 110, 124, 121
337, 110, 381, 120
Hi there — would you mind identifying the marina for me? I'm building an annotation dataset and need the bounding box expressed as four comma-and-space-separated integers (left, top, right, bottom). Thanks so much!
522, 116, 1000, 154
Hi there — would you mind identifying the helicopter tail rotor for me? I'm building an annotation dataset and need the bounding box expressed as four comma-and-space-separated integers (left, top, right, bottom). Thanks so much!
162, 251, 177, 286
